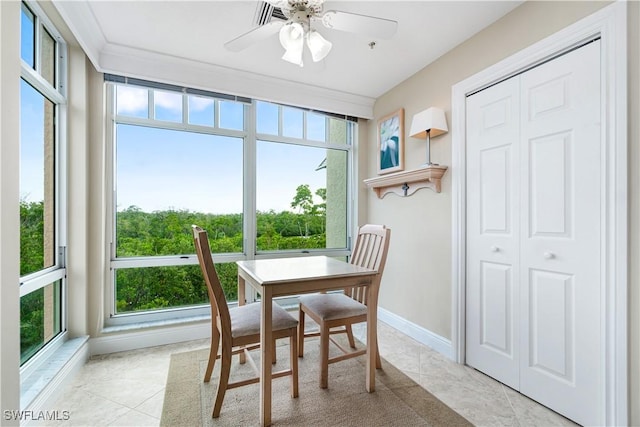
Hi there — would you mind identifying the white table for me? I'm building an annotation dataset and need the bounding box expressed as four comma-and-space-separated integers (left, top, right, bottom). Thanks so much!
236, 256, 378, 427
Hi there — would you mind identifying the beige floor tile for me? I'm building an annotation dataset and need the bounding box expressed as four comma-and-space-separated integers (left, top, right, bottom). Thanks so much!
135, 389, 166, 419
107, 408, 160, 427
46, 321, 574, 427
502, 385, 579, 427
36, 390, 131, 427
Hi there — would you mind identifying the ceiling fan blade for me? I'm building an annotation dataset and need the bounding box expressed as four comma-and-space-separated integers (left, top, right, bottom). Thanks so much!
321, 10, 397, 39
224, 21, 284, 52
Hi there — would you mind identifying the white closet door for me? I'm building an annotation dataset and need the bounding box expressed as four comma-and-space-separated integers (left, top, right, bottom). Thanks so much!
466, 76, 521, 389
466, 40, 602, 426
518, 39, 602, 425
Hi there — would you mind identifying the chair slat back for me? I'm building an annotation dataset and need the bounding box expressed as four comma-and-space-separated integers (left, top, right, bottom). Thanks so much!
345, 224, 390, 305
192, 225, 232, 335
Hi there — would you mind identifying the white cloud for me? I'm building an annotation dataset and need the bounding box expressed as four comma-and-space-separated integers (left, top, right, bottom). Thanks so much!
116, 86, 148, 114
154, 91, 182, 111
189, 95, 214, 112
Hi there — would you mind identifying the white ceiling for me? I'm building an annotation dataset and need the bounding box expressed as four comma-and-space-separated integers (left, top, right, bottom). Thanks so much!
52, 1, 522, 117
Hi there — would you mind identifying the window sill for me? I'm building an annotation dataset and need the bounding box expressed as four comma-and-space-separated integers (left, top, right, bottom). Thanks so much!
21, 336, 89, 411
101, 314, 211, 335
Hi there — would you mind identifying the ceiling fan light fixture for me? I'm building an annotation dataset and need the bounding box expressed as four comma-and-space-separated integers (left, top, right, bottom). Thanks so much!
225, 0, 399, 67
279, 22, 304, 66
306, 29, 332, 62
278, 22, 304, 50
282, 45, 304, 67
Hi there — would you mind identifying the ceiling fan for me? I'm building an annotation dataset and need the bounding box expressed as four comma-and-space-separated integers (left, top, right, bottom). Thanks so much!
224, 0, 398, 67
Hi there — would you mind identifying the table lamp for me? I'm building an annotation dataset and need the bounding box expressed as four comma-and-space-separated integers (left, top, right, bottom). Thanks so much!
409, 107, 448, 166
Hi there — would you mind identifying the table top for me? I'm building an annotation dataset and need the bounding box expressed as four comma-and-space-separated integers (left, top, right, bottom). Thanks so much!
236, 255, 376, 286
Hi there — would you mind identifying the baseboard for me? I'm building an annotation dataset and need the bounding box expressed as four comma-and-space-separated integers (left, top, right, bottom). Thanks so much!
22, 337, 89, 425
378, 307, 454, 360
89, 308, 453, 362
90, 320, 210, 356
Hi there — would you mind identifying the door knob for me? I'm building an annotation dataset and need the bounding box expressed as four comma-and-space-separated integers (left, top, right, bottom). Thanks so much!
544, 252, 555, 259
491, 246, 500, 252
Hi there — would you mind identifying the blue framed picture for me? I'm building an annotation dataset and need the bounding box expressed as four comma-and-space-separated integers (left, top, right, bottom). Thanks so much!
377, 108, 404, 174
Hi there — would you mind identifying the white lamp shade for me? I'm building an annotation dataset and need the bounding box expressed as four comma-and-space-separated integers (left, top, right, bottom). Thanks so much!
281, 45, 304, 66
409, 107, 448, 139
306, 29, 332, 62
279, 22, 303, 49
279, 22, 304, 66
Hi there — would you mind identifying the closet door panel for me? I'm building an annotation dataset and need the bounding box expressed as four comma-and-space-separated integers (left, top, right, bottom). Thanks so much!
519, 40, 602, 426
465, 76, 520, 389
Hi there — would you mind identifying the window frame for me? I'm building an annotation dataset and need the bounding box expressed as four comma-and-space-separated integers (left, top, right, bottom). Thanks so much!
18, 0, 68, 376
105, 78, 356, 326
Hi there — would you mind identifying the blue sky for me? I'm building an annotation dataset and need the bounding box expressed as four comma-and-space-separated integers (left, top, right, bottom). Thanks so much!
20, 80, 46, 204
20, 6, 45, 204
115, 87, 329, 214
20, 75, 336, 216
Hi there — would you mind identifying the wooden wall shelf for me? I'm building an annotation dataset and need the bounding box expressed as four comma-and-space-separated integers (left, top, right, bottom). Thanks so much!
364, 165, 448, 198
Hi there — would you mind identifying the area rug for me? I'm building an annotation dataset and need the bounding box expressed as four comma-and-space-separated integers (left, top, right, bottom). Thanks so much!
160, 338, 472, 426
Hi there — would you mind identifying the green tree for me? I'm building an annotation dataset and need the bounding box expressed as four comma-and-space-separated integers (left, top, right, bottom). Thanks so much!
20, 200, 45, 276
290, 184, 314, 236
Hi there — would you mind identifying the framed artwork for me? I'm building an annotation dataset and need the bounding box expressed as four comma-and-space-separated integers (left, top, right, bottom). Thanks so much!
377, 108, 404, 174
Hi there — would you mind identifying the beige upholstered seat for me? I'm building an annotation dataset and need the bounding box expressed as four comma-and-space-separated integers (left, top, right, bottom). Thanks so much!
229, 303, 298, 338
297, 293, 368, 321
298, 224, 391, 389
192, 225, 299, 418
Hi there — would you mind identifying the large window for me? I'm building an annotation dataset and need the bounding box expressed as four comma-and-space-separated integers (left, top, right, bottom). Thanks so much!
108, 78, 355, 323
255, 101, 350, 252
19, 1, 67, 366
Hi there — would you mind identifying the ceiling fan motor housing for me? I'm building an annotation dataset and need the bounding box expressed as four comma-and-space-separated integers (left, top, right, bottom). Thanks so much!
290, 9, 312, 29
281, 0, 323, 18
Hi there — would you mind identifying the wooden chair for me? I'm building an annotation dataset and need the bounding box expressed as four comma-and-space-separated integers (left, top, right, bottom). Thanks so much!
297, 224, 391, 388
192, 225, 299, 418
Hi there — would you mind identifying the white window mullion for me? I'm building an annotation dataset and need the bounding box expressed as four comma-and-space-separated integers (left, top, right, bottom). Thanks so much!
182, 91, 188, 124
244, 101, 258, 303
105, 82, 118, 321
20, 66, 65, 104
19, 269, 65, 298
215, 99, 221, 128
148, 89, 154, 119
245, 102, 258, 258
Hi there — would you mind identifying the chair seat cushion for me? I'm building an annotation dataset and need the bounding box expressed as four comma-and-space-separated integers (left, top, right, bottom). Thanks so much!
230, 302, 298, 338
299, 293, 367, 321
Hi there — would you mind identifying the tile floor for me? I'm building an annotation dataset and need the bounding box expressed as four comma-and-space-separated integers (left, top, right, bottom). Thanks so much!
39, 321, 577, 426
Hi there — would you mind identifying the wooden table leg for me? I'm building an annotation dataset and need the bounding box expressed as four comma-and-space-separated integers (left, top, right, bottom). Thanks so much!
238, 275, 247, 364
260, 287, 273, 426
366, 283, 377, 393
238, 274, 246, 307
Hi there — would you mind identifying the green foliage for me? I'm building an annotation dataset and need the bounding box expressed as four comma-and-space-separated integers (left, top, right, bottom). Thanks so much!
19, 200, 49, 364
115, 206, 243, 257
19, 185, 328, 348
20, 200, 45, 276
291, 184, 314, 214
20, 288, 45, 364
113, 184, 327, 313
289, 184, 326, 237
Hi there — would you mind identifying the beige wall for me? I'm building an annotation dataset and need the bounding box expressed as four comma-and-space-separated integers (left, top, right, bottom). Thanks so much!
365, 0, 638, 423
86, 62, 106, 338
